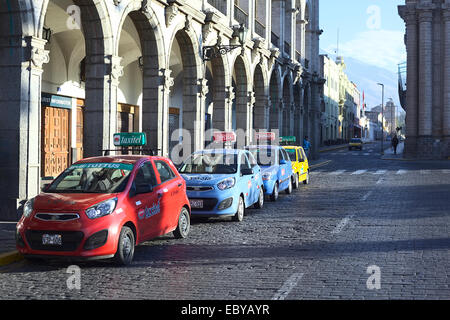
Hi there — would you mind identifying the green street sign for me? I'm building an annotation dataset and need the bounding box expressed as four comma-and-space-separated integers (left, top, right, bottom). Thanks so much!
280, 136, 296, 143
113, 132, 147, 147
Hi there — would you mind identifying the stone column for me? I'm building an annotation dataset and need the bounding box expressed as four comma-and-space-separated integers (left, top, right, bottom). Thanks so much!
143, 68, 172, 157
289, 102, 295, 136
196, 78, 208, 150
253, 93, 269, 131
443, 6, 450, 157
224, 86, 235, 131
247, 91, 256, 144
402, 7, 419, 157
0, 36, 48, 220
417, 8, 433, 157
84, 54, 122, 157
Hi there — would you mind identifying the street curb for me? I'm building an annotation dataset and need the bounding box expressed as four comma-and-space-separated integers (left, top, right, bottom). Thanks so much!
310, 160, 332, 170
0, 250, 23, 267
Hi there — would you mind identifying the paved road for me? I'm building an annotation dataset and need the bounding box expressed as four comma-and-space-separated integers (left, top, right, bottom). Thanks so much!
1, 143, 449, 300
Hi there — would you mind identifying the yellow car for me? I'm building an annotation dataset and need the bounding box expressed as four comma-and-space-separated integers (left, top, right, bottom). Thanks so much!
282, 146, 310, 188
349, 138, 363, 151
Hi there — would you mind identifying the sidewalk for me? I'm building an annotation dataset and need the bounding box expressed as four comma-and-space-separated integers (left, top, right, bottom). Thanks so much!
0, 222, 22, 266
381, 142, 405, 160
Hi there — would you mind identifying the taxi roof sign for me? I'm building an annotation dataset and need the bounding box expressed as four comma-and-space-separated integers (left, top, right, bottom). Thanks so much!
113, 132, 147, 147
212, 131, 236, 143
255, 132, 276, 141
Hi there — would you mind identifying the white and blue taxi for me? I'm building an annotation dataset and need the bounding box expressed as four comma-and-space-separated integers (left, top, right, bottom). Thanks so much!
178, 149, 264, 222
245, 145, 294, 201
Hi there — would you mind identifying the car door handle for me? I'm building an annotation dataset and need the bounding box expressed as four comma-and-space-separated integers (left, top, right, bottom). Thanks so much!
178, 183, 182, 187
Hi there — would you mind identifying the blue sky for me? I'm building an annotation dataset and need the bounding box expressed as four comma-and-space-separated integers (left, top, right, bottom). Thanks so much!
320, 0, 406, 73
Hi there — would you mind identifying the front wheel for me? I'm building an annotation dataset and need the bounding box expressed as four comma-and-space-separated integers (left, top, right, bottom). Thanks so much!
232, 196, 245, 222
270, 183, 279, 202
293, 173, 299, 189
173, 207, 190, 239
285, 178, 293, 194
114, 226, 135, 266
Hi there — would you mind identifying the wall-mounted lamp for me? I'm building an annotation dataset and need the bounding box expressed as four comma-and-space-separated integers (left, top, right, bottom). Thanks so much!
202, 24, 247, 61
43, 27, 52, 43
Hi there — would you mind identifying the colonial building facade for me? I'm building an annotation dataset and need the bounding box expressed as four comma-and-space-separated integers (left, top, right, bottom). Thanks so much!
319, 54, 359, 144
0, 0, 321, 220
398, 0, 450, 159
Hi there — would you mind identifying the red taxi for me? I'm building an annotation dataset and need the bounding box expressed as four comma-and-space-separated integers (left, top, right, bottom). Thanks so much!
16, 155, 191, 265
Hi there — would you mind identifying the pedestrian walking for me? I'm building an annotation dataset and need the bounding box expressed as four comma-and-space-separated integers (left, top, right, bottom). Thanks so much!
303, 136, 311, 158
392, 135, 399, 155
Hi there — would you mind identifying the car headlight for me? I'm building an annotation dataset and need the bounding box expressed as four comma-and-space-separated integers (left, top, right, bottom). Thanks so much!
23, 198, 35, 218
85, 198, 118, 219
262, 172, 272, 181
217, 177, 236, 190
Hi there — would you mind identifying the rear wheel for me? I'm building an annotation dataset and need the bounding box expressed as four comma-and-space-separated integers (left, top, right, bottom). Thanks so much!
254, 187, 264, 209
232, 196, 245, 222
173, 207, 190, 239
114, 226, 135, 266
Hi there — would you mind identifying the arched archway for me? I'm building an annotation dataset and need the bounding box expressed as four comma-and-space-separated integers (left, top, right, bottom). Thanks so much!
116, 3, 165, 155
232, 54, 251, 143
205, 54, 229, 137
282, 74, 293, 136
293, 82, 303, 142
168, 27, 203, 160
269, 67, 282, 132
253, 63, 269, 131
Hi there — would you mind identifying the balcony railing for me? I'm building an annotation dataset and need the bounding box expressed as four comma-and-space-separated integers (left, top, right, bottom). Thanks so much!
234, 5, 248, 27
255, 19, 266, 38
271, 32, 279, 47
208, 0, 227, 16
284, 41, 291, 56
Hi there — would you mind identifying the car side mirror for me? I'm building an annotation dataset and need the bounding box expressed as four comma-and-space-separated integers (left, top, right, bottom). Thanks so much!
241, 168, 254, 176
41, 183, 51, 192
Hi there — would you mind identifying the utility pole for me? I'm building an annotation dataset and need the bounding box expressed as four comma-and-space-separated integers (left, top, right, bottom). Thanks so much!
377, 83, 384, 155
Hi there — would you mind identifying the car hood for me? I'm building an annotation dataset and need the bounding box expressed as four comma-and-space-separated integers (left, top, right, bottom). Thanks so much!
181, 173, 235, 186
33, 192, 119, 212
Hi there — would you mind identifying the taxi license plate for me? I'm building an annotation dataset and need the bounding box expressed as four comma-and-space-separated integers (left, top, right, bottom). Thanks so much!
190, 199, 203, 209
42, 234, 62, 246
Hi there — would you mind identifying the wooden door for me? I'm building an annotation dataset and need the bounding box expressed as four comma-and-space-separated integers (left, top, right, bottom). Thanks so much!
42, 106, 71, 178
75, 106, 83, 161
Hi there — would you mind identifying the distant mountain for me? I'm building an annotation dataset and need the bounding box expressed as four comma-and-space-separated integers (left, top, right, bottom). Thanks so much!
320, 51, 403, 112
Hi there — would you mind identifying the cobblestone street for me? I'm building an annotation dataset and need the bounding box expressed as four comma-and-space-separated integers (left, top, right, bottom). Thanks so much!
1, 143, 449, 300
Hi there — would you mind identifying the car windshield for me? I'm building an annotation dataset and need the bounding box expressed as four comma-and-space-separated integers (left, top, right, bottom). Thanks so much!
46, 163, 133, 194
179, 152, 238, 174
246, 148, 277, 166
285, 149, 297, 161
351, 139, 362, 143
